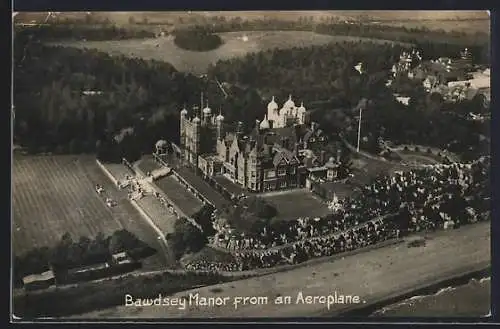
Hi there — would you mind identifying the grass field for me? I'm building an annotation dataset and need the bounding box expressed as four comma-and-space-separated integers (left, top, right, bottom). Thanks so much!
15, 11, 489, 34
12, 155, 168, 269
48, 31, 410, 75
260, 189, 331, 220
76, 220, 490, 318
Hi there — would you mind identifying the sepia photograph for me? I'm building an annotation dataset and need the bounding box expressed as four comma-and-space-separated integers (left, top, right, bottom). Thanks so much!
11, 10, 491, 320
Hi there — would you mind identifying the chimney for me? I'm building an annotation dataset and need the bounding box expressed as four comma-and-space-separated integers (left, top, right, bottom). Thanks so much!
236, 121, 244, 136
281, 137, 287, 148
294, 142, 299, 156
336, 148, 342, 162
311, 122, 317, 132
255, 120, 260, 135
320, 150, 326, 164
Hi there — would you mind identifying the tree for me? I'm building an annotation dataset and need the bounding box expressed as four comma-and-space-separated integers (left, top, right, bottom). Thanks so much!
168, 218, 207, 260
337, 151, 353, 179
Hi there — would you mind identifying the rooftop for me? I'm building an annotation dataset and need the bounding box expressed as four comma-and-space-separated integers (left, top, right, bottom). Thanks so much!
23, 270, 55, 284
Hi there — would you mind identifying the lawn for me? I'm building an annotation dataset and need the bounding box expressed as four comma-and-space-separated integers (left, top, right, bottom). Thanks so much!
154, 176, 204, 217
12, 155, 167, 269
261, 189, 332, 220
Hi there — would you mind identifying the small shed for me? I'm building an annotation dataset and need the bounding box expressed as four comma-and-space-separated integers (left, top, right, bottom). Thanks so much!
23, 270, 55, 291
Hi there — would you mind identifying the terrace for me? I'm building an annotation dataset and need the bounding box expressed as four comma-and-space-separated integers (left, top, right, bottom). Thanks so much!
212, 175, 247, 198
173, 167, 229, 210
137, 155, 162, 176
154, 176, 204, 217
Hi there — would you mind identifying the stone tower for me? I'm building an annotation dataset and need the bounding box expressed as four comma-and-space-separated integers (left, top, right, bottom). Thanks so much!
215, 108, 224, 140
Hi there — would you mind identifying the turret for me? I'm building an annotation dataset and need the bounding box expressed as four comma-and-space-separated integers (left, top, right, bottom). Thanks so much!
216, 108, 224, 140
202, 101, 212, 126
260, 115, 270, 130
284, 94, 295, 109
191, 114, 201, 167
180, 106, 188, 149
236, 121, 244, 137
267, 96, 278, 112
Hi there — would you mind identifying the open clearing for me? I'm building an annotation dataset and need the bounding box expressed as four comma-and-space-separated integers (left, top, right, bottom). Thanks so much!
48, 31, 410, 75
12, 155, 167, 269
75, 221, 489, 318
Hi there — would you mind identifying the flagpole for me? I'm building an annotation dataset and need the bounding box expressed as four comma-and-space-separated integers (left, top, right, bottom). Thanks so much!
356, 106, 362, 152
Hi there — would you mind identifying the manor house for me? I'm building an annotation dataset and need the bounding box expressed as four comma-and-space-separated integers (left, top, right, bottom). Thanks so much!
178, 95, 340, 193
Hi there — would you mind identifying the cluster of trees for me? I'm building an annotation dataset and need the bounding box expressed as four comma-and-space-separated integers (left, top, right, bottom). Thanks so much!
166, 218, 208, 260
13, 230, 154, 287
343, 95, 490, 161
14, 270, 229, 318
173, 27, 223, 51
216, 196, 278, 236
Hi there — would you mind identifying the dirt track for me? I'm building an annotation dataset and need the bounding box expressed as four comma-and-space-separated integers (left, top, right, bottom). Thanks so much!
73, 221, 490, 319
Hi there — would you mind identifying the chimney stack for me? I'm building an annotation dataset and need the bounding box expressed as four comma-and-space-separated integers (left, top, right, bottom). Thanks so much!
336, 148, 342, 162
294, 142, 299, 156
320, 150, 326, 164
311, 122, 317, 132
255, 120, 260, 135
236, 121, 244, 136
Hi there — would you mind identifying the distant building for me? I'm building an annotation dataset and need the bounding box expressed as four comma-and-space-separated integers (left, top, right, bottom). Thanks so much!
23, 270, 55, 291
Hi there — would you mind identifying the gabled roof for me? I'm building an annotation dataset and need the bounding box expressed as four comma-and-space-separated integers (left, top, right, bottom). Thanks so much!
272, 148, 299, 167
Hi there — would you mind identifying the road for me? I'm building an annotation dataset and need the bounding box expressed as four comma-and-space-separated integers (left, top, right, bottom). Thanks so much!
72, 221, 490, 319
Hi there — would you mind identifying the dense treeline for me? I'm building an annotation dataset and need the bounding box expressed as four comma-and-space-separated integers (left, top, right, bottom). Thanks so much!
15, 25, 154, 42
179, 19, 489, 61
173, 27, 223, 51
14, 23, 490, 161
14, 42, 201, 159
343, 94, 490, 161
13, 230, 154, 287
208, 40, 488, 106
14, 31, 266, 160
14, 271, 230, 318
166, 218, 208, 260
208, 41, 406, 106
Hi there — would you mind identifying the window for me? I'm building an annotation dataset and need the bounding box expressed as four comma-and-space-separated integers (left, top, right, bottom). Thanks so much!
289, 167, 296, 174
251, 158, 257, 164
278, 168, 286, 176
310, 138, 316, 142
266, 170, 276, 179
250, 183, 255, 189
251, 171, 256, 178
280, 180, 287, 188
